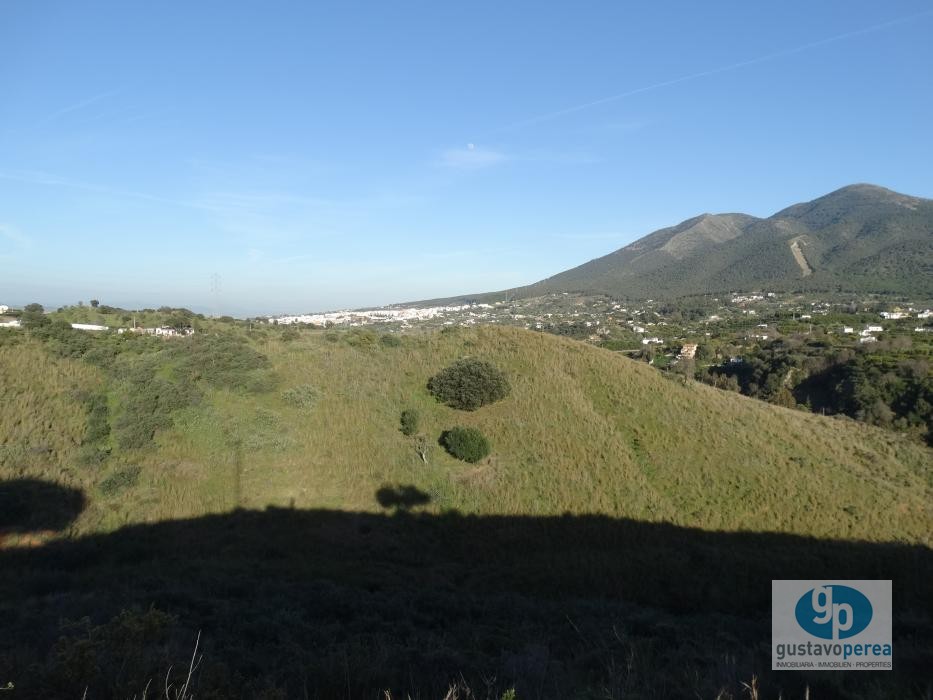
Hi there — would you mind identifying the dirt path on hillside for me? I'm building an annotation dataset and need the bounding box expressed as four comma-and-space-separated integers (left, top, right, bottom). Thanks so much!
789, 237, 812, 277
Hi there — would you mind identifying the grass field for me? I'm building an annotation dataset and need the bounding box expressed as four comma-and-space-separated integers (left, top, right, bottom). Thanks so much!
4, 324, 928, 541
0, 324, 930, 698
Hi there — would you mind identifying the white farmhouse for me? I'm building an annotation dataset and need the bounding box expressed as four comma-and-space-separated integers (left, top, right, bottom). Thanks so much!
0, 305, 9, 314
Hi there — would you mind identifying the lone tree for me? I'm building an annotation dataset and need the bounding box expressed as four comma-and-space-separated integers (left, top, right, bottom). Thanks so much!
20, 303, 49, 329
441, 426, 490, 463
427, 358, 511, 411
90, 299, 99, 308
399, 409, 420, 436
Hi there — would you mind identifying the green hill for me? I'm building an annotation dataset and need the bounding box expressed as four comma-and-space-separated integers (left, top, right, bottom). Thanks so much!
421, 184, 933, 303
1, 324, 931, 697
2, 324, 929, 540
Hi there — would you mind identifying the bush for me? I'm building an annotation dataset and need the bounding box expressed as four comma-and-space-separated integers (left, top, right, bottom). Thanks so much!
399, 409, 420, 436
441, 426, 490, 463
169, 334, 271, 391
380, 333, 401, 347
282, 384, 317, 409
427, 358, 511, 411
99, 465, 141, 496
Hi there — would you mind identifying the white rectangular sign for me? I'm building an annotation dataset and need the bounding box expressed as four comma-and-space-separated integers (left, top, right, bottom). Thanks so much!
772, 580, 892, 670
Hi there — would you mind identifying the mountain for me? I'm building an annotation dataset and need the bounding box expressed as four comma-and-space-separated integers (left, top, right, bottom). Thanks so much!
425, 184, 933, 303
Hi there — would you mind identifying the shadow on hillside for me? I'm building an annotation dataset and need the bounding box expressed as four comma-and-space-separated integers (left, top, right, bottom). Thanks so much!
0, 478, 85, 532
375, 483, 431, 510
0, 479, 930, 699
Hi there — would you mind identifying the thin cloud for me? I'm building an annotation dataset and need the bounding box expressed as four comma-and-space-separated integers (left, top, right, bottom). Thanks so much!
491, 9, 933, 133
33, 91, 119, 128
0, 223, 31, 248
551, 231, 628, 241
439, 145, 508, 170
0, 168, 204, 210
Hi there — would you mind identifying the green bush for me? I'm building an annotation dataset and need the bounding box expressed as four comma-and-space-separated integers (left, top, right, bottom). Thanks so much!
282, 384, 318, 409
399, 408, 420, 436
169, 334, 272, 392
99, 465, 141, 496
380, 333, 401, 347
427, 358, 511, 411
441, 426, 490, 463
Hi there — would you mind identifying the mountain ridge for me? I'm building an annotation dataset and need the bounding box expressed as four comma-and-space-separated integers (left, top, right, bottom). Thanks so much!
415, 184, 932, 304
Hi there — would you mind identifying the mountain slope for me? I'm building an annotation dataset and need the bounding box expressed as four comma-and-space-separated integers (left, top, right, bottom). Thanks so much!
426, 184, 933, 303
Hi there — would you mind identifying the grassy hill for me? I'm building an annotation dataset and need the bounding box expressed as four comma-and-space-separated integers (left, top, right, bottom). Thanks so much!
419, 184, 933, 304
1, 324, 931, 697
2, 324, 929, 540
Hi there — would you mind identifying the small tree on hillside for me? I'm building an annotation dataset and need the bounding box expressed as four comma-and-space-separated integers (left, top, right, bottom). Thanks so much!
20, 303, 48, 329
427, 358, 511, 411
399, 409, 420, 436
441, 426, 490, 463
90, 299, 100, 308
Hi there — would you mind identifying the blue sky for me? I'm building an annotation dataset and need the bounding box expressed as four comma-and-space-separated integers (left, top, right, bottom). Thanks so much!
1, 1, 932, 315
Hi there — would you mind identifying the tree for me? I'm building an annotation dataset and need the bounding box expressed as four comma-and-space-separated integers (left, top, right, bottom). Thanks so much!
90, 299, 100, 308
399, 409, 420, 436
441, 426, 490, 463
427, 358, 511, 411
20, 303, 49, 329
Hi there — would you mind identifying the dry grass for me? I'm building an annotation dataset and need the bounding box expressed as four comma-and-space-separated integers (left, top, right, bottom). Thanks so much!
2, 326, 931, 544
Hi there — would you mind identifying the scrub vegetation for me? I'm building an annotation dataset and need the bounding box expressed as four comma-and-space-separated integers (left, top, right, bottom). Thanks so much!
1, 321, 930, 698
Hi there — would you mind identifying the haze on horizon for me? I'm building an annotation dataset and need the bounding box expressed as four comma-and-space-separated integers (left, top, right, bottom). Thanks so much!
1, 1, 932, 316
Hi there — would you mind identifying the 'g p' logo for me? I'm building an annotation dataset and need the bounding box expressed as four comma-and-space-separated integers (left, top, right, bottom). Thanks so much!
794, 585, 873, 640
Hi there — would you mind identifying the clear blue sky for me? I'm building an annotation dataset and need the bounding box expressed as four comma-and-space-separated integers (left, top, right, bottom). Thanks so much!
1, 1, 931, 315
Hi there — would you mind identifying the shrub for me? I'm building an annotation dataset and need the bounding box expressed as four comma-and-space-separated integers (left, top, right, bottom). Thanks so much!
441, 426, 490, 463
380, 333, 401, 347
282, 384, 317, 409
169, 334, 271, 392
427, 358, 511, 411
99, 465, 141, 496
399, 409, 420, 436
345, 329, 378, 348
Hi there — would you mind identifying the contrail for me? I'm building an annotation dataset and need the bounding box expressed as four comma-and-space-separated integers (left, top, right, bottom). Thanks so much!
33, 90, 118, 128
490, 9, 933, 134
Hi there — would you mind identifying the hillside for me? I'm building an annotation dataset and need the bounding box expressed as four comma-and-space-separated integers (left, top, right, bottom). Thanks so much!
1, 324, 931, 697
421, 184, 933, 304
2, 324, 929, 540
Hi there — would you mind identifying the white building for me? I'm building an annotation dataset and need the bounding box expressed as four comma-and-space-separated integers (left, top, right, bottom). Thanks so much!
70, 323, 109, 331
0, 305, 9, 314
880, 312, 907, 320
865, 325, 883, 333
641, 337, 663, 345
842, 326, 854, 334
0, 319, 21, 328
